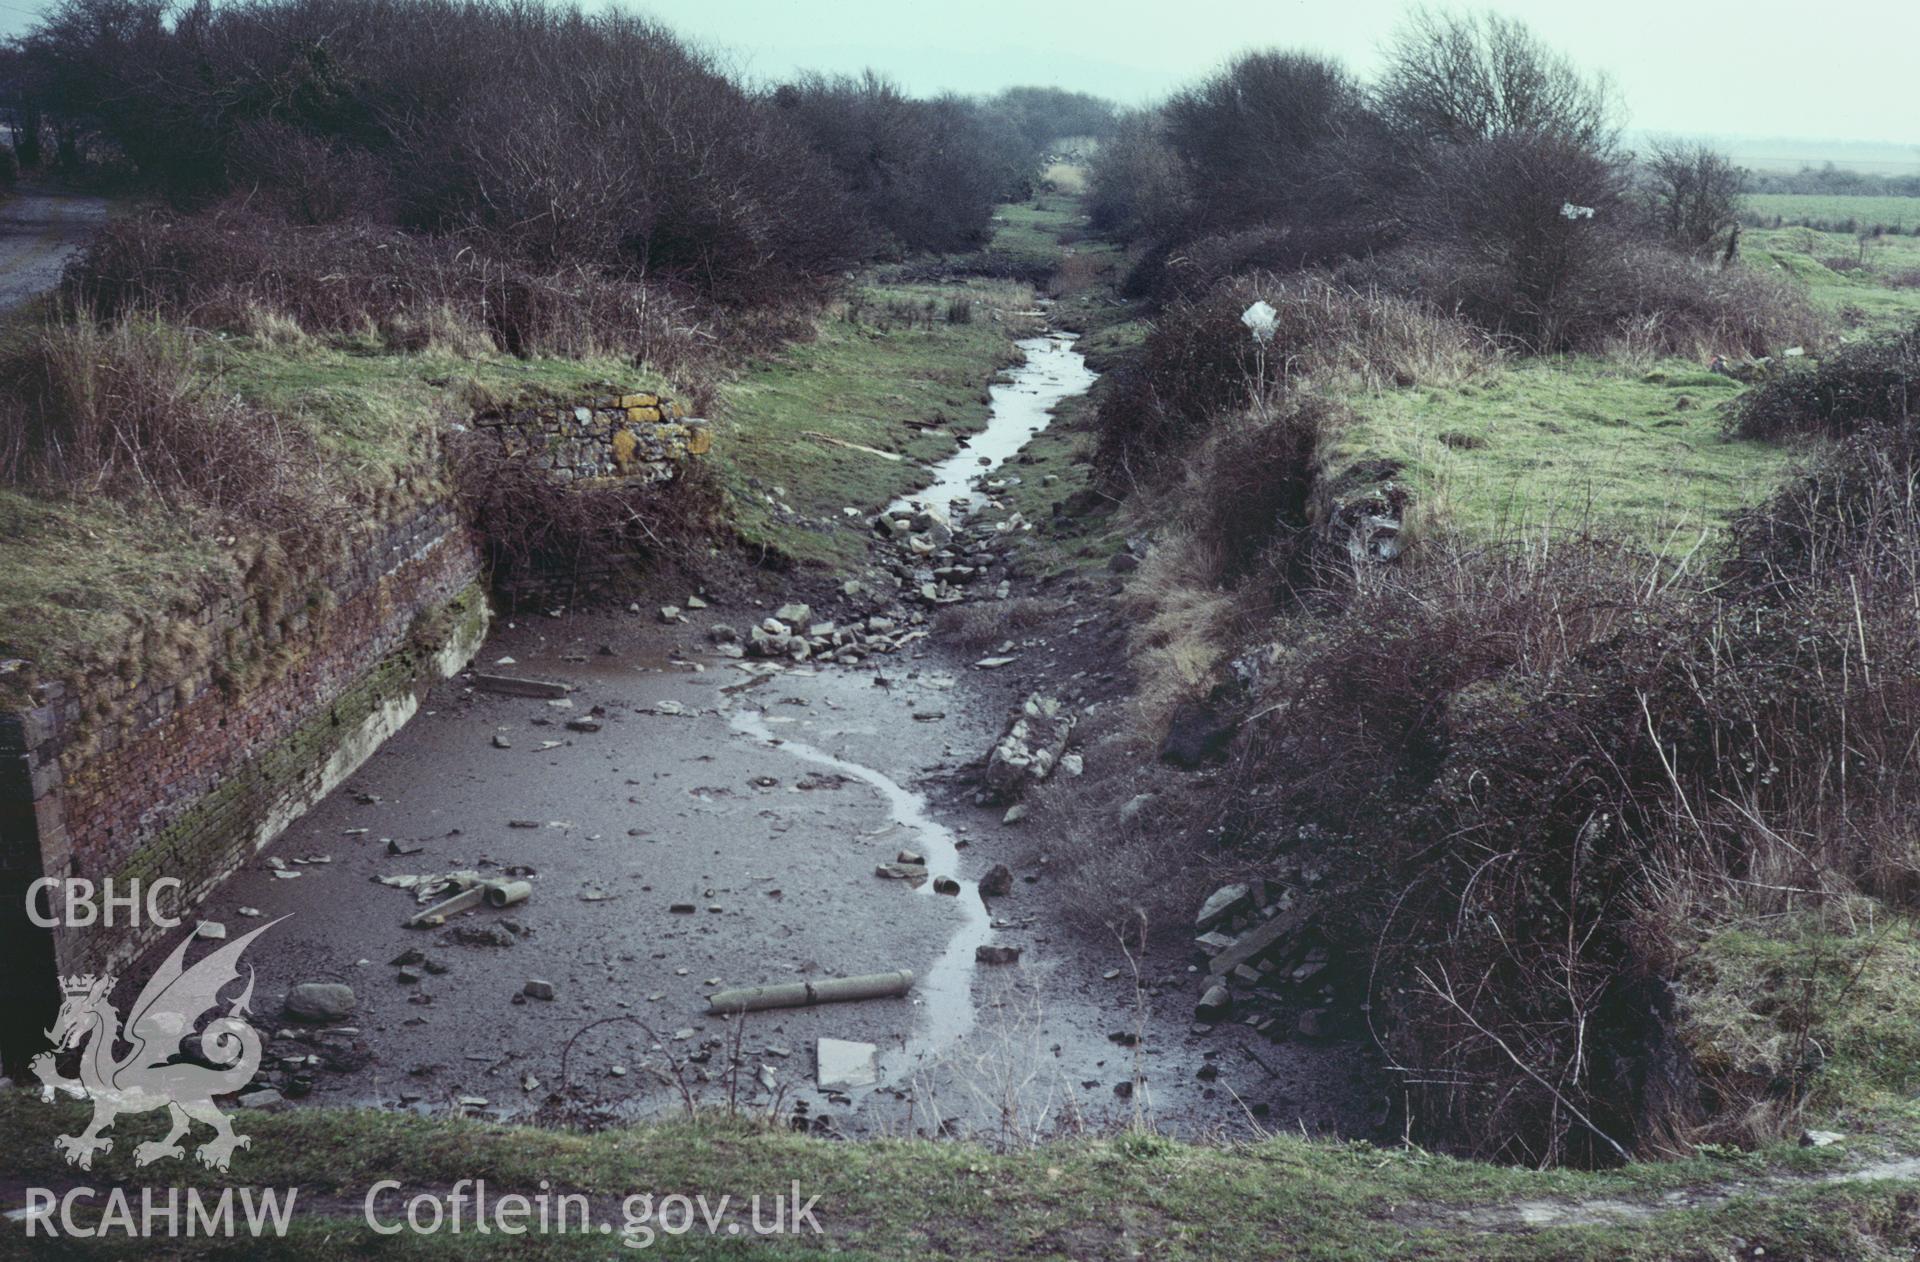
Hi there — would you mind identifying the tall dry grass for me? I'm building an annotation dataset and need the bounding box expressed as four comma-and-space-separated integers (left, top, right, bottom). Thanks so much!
0, 317, 343, 539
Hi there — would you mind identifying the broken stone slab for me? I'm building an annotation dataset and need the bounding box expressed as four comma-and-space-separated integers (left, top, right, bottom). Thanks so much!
1195, 984, 1232, 1022
1193, 931, 1236, 956
1209, 905, 1312, 978
523, 979, 556, 1001
875, 862, 928, 881
564, 717, 602, 733
975, 945, 1022, 965
979, 864, 1014, 898
816, 1038, 879, 1090
472, 674, 570, 699
1195, 883, 1253, 932
773, 602, 812, 628
235, 1088, 285, 1111
983, 694, 1073, 801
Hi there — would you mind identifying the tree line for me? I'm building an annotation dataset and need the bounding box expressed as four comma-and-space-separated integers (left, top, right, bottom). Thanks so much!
0, 0, 1114, 306
1089, 9, 1765, 354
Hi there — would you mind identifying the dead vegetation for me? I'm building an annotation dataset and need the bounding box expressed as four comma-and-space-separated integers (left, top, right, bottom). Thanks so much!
0, 316, 344, 540
1094, 274, 1492, 483
1062, 308, 1920, 1166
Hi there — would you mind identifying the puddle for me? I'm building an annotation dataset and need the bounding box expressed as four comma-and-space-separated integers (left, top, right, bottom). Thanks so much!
731, 709, 993, 1081
891, 331, 1097, 517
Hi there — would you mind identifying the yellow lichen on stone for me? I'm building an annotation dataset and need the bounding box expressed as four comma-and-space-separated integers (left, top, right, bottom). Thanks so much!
670, 400, 688, 419
618, 393, 659, 409
611, 427, 638, 470
626, 405, 662, 424
685, 424, 712, 455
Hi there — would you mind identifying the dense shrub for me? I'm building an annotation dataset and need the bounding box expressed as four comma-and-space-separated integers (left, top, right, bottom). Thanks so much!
1196, 479, 1920, 1164
19, 0, 864, 304
1085, 110, 1189, 242
1099, 11, 1818, 359
1728, 321, 1919, 442
772, 73, 1027, 255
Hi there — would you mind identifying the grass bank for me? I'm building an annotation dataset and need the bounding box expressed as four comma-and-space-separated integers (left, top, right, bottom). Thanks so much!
5, 1092, 1919, 1259
1329, 357, 1793, 545
0, 330, 664, 705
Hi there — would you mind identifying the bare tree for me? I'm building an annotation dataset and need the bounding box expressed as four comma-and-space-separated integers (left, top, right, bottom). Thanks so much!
1375, 7, 1619, 151
1642, 139, 1745, 255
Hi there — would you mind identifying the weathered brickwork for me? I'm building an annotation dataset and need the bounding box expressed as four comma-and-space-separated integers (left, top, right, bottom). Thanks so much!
0, 498, 488, 1013
469, 390, 710, 484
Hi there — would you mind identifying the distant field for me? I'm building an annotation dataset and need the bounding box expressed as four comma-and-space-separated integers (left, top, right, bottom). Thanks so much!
1743, 193, 1920, 231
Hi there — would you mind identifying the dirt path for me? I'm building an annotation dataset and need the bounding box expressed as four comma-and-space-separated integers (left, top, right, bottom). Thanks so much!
0, 185, 107, 312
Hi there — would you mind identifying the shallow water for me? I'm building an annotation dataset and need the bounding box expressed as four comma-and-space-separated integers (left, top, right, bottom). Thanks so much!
730, 711, 994, 1083
891, 331, 1096, 518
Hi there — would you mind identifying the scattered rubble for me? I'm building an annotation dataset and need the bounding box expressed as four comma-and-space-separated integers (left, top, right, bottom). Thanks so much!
983, 694, 1073, 801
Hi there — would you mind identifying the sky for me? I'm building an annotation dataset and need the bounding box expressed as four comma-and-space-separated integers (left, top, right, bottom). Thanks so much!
1, 0, 1914, 154
628, 0, 1920, 152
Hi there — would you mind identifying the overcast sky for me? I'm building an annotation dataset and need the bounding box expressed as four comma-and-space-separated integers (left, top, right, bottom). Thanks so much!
1, 0, 1913, 150
640, 0, 1920, 150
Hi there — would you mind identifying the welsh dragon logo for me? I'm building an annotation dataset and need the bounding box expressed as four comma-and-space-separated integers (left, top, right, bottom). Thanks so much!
29, 918, 285, 1172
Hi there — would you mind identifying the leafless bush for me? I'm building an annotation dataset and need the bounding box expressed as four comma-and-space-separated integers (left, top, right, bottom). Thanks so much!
1638, 140, 1745, 255
22, 0, 865, 305
1375, 7, 1619, 149
65, 209, 743, 393
451, 432, 720, 604
1085, 110, 1190, 242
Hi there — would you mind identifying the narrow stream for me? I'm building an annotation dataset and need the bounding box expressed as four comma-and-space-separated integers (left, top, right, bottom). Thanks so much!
891, 330, 1097, 517
729, 325, 1098, 1082
730, 712, 992, 1082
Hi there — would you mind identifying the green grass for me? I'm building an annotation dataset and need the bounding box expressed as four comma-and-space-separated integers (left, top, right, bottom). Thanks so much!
1745, 224, 1920, 330
1681, 909, 1920, 1130
712, 277, 1038, 568
3, 1093, 1915, 1259
1328, 358, 1795, 546
206, 340, 669, 486
0, 491, 233, 707
1745, 194, 1920, 233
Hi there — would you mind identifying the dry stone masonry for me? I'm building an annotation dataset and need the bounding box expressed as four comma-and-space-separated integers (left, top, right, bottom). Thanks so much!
469, 391, 710, 485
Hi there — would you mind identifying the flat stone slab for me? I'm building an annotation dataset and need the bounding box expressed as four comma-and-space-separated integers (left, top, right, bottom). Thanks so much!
472, 674, 570, 699
816, 1038, 879, 1090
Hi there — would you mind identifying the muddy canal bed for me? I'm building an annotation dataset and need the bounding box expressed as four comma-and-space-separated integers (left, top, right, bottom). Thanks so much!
181, 610, 1371, 1140
166, 325, 1375, 1142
